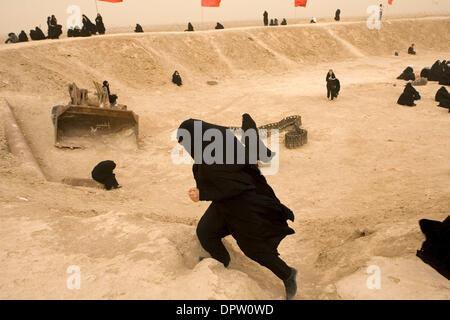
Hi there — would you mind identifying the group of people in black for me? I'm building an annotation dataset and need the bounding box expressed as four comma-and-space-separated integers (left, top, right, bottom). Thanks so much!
263, 11, 287, 26
68, 14, 106, 38
397, 60, 450, 111
47, 15, 62, 39
183, 22, 225, 32
5, 13, 107, 43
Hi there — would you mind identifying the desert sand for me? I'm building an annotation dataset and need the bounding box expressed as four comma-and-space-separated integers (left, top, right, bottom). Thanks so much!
0, 16, 449, 300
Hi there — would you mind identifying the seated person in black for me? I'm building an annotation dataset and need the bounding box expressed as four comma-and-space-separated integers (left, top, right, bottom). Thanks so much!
91, 160, 121, 190
172, 71, 183, 86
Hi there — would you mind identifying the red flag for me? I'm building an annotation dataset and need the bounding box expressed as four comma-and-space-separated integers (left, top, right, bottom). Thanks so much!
295, 0, 307, 7
98, 0, 123, 3
388, 0, 393, 4
202, 0, 221, 7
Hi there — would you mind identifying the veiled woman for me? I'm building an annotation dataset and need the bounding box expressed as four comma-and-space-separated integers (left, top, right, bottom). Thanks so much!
177, 114, 298, 299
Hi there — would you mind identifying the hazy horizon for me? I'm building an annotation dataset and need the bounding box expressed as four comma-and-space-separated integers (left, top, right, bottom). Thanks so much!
0, 0, 449, 34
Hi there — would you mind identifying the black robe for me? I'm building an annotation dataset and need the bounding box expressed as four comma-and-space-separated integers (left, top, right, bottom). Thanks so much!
177, 118, 294, 255
263, 11, 269, 26
135, 24, 144, 33
96, 15, 106, 35
82, 15, 97, 35
91, 160, 119, 190
18, 31, 28, 42
281, 19, 287, 26
335, 9, 341, 21
428, 60, 442, 81
435, 86, 450, 109
397, 83, 420, 106
438, 63, 450, 86
172, 72, 183, 86
215, 23, 224, 30
102, 82, 118, 104
327, 78, 340, 100
397, 66, 415, 81
408, 46, 416, 55
185, 23, 194, 32
404, 83, 421, 100
420, 67, 430, 79
416, 216, 450, 280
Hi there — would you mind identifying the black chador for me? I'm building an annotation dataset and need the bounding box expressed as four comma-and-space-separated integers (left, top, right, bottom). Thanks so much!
185, 22, 194, 32
18, 31, 28, 42
96, 14, 106, 35
397, 83, 420, 107
327, 76, 340, 100
438, 62, 450, 86
82, 14, 97, 35
397, 66, 415, 81
177, 115, 297, 300
435, 86, 450, 110
215, 22, 224, 30
135, 24, 144, 33
263, 11, 269, 26
172, 71, 183, 86
335, 9, 341, 21
91, 160, 120, 190
428, 60, 442, 81
416, 216, 450, 280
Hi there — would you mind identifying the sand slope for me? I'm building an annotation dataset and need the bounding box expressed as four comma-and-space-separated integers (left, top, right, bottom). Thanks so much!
0, 17, 449, 299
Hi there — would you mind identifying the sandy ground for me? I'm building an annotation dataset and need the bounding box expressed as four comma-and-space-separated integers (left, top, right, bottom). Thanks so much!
0, 17, 449, 300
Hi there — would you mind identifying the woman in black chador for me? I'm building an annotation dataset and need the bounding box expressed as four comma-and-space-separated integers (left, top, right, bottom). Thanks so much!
177, 114, 298, 300
96, 14, 106, 35
172, 71, 183, 86
335, 9, 341, 21
91, 160, 120, 190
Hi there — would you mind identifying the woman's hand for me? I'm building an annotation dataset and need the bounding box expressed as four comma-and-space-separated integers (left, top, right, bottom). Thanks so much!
188, 188, 200, 202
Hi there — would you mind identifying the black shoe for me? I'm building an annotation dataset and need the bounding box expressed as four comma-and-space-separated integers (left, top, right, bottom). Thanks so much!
283, 268, 298, 300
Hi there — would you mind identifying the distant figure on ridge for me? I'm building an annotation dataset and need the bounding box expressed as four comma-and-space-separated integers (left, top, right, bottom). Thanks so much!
310, 17, 317, 23
274, 18, 279, 26
172, 71, 183, 87
185, 22, 194, 32
263, 11, 269, 26
30, 27, 46, 41
215, 22, 224, 30
335, 9, 341, 21
135, 24, 144, 33
47, 15, 62, 39
269, 19, 274, 26
96, 13, 106, 35
5, 33, 19, 44
18, 30, 28, 42
82, 14, 97, 35
408, 44, 416, 55
281, 18, 287, 26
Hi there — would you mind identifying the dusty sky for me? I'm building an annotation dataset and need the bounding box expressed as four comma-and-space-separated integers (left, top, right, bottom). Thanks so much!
0, 0, 449, 33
